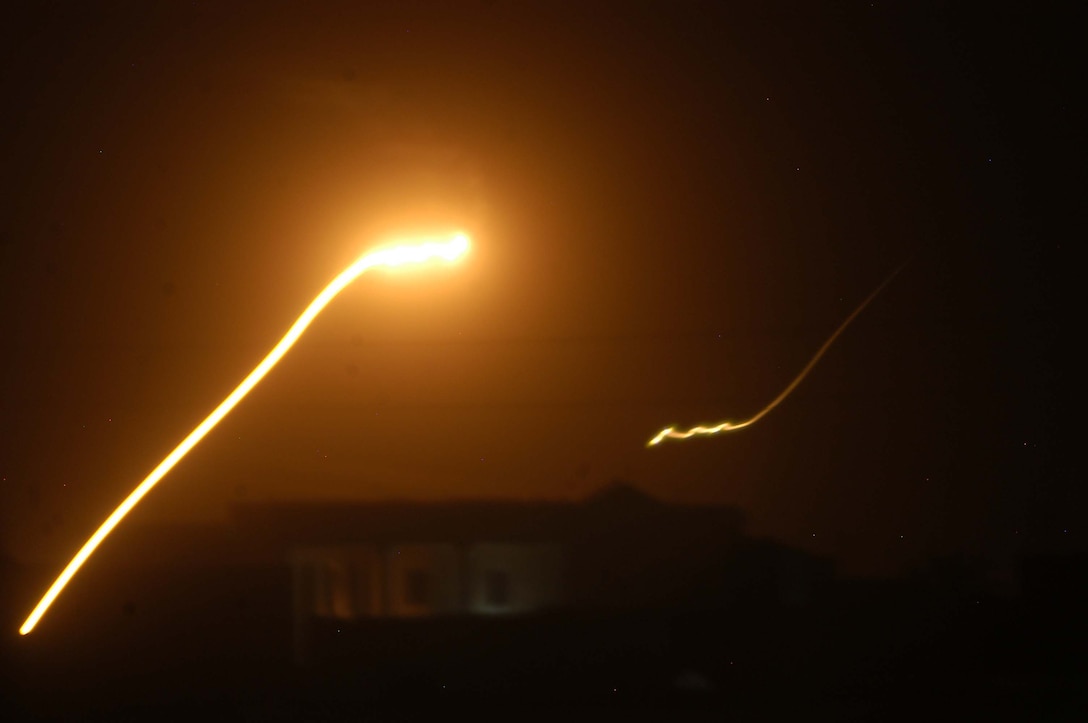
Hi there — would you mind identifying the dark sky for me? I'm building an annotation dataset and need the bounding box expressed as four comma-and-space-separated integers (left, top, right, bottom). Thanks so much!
0, 1, 1076, 576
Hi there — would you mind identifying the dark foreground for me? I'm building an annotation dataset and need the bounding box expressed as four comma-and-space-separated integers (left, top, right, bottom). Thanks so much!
3, 560, 1086, 721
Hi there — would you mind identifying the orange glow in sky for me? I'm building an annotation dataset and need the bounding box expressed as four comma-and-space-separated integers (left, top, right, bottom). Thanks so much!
648, 263, 906, 447
19, 232, 470, 635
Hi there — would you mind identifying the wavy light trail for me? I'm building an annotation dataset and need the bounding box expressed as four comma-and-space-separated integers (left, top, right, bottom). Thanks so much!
19, 232, 470, 635
647, 263, 906, 447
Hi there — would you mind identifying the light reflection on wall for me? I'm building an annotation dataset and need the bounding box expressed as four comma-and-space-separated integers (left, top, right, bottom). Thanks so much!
290, 542, 564, 620
467, 543, 564, 616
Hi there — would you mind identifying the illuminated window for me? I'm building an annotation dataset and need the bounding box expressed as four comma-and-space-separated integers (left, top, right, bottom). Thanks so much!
405, 569, 429, 606
485, 570, 510, 607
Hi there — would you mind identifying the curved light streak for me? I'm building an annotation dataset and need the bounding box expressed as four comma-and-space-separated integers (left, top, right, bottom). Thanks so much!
19, 231, 470, 635
648, 263, 906, 447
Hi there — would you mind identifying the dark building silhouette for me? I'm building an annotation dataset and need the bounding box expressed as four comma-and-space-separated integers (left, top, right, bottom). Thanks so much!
221, 481, 832, 666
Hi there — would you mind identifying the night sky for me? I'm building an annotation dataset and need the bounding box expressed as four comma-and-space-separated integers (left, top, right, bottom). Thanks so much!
1, 2, 1076, 579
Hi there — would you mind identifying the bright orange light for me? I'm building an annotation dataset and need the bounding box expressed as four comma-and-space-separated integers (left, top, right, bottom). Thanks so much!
19, 231, 470, 635
648, 262, 906, 447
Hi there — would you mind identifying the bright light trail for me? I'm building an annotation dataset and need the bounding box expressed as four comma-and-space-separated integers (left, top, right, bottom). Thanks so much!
19, 231, 470, 635
647, 263, 906, 447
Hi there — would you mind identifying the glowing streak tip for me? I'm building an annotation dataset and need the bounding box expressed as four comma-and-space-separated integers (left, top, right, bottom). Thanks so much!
647, 421, 746, 447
